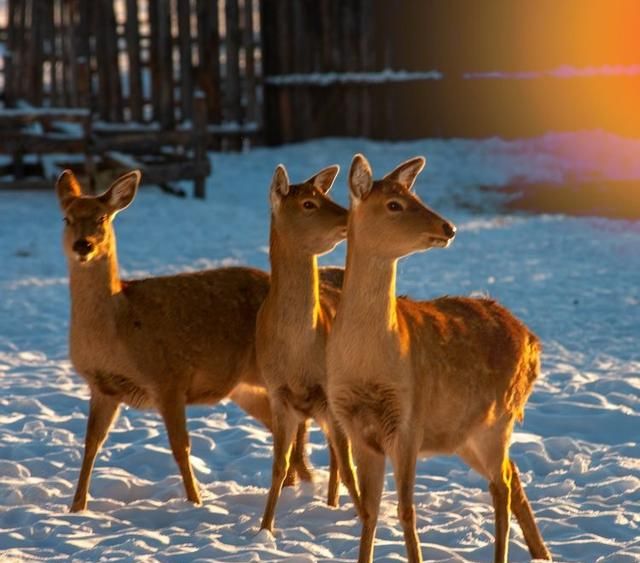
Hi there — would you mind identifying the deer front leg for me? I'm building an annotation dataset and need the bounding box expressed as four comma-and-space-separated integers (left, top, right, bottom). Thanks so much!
158, 395, 201, 505
508, 459, 551, 560
260, 403, 298, 532
352, 442, 385, 563
391, 441, 422, 563
70, 391, 120, 512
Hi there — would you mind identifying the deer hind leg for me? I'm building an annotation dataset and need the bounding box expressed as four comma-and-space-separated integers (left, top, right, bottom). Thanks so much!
390, 441, 422, 563
326, 443, 340, 507
288, 419, 313, 486
158, 395, 201, 505
325, 416, 360, 512
70, 391, 120, 512
260, 404, 298, 532
352, 442, 385, 563
509, 459, 552, 560
459, 427, 514, 563
229, 384, 312, 486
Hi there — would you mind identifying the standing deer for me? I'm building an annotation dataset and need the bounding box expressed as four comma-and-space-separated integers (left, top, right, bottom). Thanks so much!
256, 164, 361, 532
326, 154, 551, 563
56, 169, 315, 512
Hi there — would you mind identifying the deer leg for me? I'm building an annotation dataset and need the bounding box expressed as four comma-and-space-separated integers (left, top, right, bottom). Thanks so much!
391, 442, 422, 563
260, 404, 298, 532
489, 459, 513, 563
325, 416, 360, 513
158, 396, 201, 505
229, 384, 312, 486
352, 442, 385, 563
288, 420, 313, 486
326, 443, 340, 507
70, 391, 120, 512
509, 459, 552, 560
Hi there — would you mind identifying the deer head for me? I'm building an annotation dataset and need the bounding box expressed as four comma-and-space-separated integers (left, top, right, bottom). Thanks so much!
269, 164, 347, 255
55, 170, 141, 264
347, 154, 456, 258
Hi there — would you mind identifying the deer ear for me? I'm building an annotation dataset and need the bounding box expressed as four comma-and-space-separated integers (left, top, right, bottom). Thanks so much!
55, 169, 82, 210
270, 164, 290, 208
384, 156, 425, 191
349, 153, 373, 202
100, 170, 141, 214
305, 164, 340, 194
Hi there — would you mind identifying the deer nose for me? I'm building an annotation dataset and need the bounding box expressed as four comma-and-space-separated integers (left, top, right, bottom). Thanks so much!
442, 222, 456, 239
73, 239, 94, 256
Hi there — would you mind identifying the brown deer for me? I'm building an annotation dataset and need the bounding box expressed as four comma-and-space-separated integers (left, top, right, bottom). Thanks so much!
256, 164, 361, 532
326, 154, 551, 563
55, 169, 317, 512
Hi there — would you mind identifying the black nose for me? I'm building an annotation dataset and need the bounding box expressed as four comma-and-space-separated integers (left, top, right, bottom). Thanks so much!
73, 239, 94, 256
442, 222, 456, 238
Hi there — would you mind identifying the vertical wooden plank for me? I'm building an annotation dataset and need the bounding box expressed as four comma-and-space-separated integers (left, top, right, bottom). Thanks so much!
75, 0, 93, 111
359, 0, 374, 138
125, 0, 143, 121
62, 0, 78, 107
156, 0, 174, 128
177, 0, 193, 122
192, 90, 208, 198
275, 0, 292, 143
105, 0, 123, 120
260, 0, 279, 144
13, 0, 27, 101
196, 0, 221, 127
4, 0, 15, 106
242, 0, 257, 124
148, 0, 160, 121
27, 0, 45, 106
93, 0, 110, 119
225, 0, 242, 127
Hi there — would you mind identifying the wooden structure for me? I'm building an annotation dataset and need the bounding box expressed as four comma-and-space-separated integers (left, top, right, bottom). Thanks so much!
0, 0, 262, 197
261, 0, 640, 143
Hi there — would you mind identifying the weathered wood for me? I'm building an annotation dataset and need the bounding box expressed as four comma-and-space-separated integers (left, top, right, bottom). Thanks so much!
148, 0, 161, 122
242, 0, 257, 124
125, 0, 144, 122
225, 0, 242, 126
62, 0, 78, 107
156, 0, 175, 128
28, 0, 45, 106
192, 91, 208, 198
196, 0, 222, 125
177, 0, 193, 122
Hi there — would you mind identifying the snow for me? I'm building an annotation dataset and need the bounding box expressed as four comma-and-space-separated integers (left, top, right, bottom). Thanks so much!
264, 70, 443, 86
1, 132, 639, 562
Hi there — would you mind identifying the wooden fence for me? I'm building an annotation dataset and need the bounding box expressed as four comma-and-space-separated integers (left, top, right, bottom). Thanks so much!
2, 0, 261, 136
261, 0, 640, 143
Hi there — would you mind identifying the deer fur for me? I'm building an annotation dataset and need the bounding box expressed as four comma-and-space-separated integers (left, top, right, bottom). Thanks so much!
56, 170, 315, 512
326, 154, 551, 563
256, 164, 361, 532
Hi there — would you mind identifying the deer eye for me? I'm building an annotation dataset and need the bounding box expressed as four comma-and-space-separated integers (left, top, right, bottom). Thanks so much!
387, 201, 403, 212
97, 215, 108, 225
302, 200, 318, 210
63, 217, 71, 226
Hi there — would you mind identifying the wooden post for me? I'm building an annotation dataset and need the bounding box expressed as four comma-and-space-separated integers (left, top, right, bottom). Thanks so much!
125, 0, 143, 122
193, 90, 208, 199
225, 0, 242, 148
156, 0, 175, 128
5, 0, 16, 106
196, 0, 222, 130
28, 0, 45, 106
359, 2, 374, 138
62, 0, 78, 107
242, 0, 257, 125
177, 0, 193, 122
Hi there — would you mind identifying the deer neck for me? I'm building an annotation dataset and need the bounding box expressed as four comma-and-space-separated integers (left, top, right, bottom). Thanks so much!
340, 234, 399, 334
268, 225, 321, 333
68, 238, 122, 326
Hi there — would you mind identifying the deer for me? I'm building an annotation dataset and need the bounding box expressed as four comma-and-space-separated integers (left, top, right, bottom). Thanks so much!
256, 164, 361, 533
55, 169, 321, 512
326, 154, 552, 563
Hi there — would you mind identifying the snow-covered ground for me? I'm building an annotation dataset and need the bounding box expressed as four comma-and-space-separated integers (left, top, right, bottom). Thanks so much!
1, 132, 639, 562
